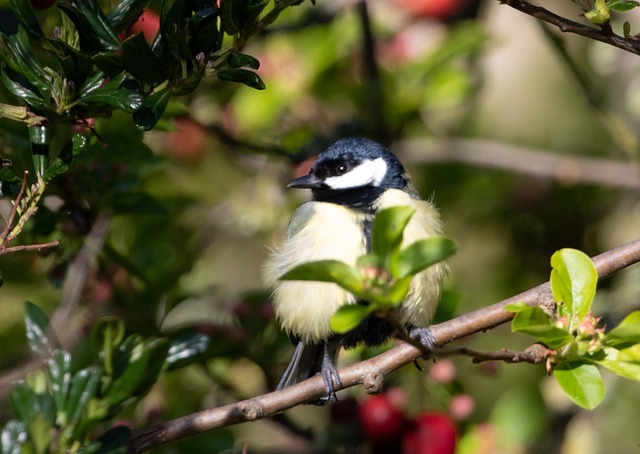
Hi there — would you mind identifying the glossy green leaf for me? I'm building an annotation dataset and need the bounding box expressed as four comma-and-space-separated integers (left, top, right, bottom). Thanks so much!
166, 332, 212, 371
9, 0, 44, 39
390, 237, 456, 279
47, 351, 72, 423
121, 33, 169, 84
43, 135, 86, 182
67, 367, 102, 426
190, 7, 222, 55
78, 74, 143, 113
216, 68, 266, 90
1, 420, 27, 454
279, 260, 364, 296
1, 69, 49, 111
330, 304, 375, 334
0, 167, 22, 184
61, 0, 120, 49
133, 87, 172, 131
228, 53, 260, 69
0, 28, 49, 93
372, 206, 415, 260
103, 338, 170, 406
24, 302, 54, 357
553, 362, 605, 409
604, 311, 640, 348
92, 51, 125, 76
57, 3, 105, 53
511, 306, 573, 349
9, 381, 56, 428
108, 0, 150, 32
550, 248, 597, 321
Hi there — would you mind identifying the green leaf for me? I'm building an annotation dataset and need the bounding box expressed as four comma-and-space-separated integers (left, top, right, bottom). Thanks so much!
608, 0, 639, 12
511, 306, 573, 349
553, 362, 605, 409
133, 87, 172, 131
9, 0, 44, 39
166, 332, 211, 371
102, 338, 170, 406
106, 191, 167, 215
330, 304, 375, 334
1, 69, 49, 111
78, 74, 143, 113
28, 413, 53, 454
279, 260, 364, 296
387, 276, 412, 306
43, 135, 87, 182
90, 317, 126, 375
57, 3, 106, 53
216, 68, 265, 90
61, 0, 120, 49
108, 0, 150, 32
598, 358, 640, 381
66, 367, 103, 427
550, 248, 597, 321
604, 311, 640, 348
121, 33, 169, 84
24, 302, 54, 357
504, 302, 529, 313
371, 206, 415, 260
228, 52, 260, 69
390, 237, 456, 279
47, 351, 72, 424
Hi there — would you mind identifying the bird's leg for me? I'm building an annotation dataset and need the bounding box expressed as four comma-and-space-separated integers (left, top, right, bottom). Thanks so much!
408, 326, 437, 356
319, 342, 342, 404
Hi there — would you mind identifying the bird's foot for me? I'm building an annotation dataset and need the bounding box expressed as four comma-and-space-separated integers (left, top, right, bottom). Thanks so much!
313, 344, 343, 405
409, 326, 437, 358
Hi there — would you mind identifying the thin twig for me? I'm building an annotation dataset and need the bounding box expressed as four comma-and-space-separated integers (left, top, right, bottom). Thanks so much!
499, 0, 640, 56
0, 241, 60, 256
129, 238, 640, 453
0, 171, 29, 246
435, 343, 550, 364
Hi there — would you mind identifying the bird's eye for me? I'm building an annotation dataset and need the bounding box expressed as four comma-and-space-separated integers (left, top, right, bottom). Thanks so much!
336, 163, 350, 175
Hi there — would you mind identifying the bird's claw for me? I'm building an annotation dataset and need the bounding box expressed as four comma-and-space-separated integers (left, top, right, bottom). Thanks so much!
409, 326, 437, 357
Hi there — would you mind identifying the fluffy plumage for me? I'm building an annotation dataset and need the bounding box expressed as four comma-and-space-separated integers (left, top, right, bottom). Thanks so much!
265, 137, 447, 402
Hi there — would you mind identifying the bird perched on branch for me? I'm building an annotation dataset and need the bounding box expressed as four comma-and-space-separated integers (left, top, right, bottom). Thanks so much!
265, 137, 448, 403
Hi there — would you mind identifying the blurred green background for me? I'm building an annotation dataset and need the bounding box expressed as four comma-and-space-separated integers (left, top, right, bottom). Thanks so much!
1, 0, 640, 452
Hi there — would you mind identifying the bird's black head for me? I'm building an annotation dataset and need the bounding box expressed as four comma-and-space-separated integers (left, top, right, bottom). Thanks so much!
288, 138, 408, 209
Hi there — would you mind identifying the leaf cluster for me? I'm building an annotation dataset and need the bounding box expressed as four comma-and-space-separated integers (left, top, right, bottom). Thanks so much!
279, 206, 457, 334
1, 303, 210, 454
507, 249, 640, 409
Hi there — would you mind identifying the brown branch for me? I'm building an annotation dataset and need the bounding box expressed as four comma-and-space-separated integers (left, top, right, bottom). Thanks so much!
0, 171, 29, 246
129, 238, 640, 453
436, 343, 551, 364
498, 0, 640, 56
0, 241, 60, 256
395, 137, 640, 191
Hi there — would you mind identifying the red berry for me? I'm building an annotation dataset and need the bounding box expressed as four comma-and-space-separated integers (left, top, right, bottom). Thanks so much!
31, 0, 56, 10
127, 9, 160, 44
358, 394, 408, 441
403, 412, 457, 454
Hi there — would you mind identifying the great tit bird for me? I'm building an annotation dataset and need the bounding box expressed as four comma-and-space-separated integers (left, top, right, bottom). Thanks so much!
265, 137, 447, 403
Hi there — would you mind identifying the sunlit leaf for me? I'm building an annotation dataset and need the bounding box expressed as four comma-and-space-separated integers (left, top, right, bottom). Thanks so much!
604, 311, 640, 349
330, 304, 375, 334
390, 237, 456, 279
553, 362, 605, 409
550, 248, 597, 321
279, 260, 364, 296
24, 302, 54, 357
133, 87, 172, 131
372, 206, 415, 259
598, 358, 640, 381
511, 306, 573, 349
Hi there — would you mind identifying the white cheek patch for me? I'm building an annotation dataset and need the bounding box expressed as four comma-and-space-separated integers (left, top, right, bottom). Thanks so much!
324, 158, 388, 189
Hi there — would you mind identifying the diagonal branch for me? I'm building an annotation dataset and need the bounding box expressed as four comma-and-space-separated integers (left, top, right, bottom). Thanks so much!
129, 238, 640, 453
499, 0, 640, 56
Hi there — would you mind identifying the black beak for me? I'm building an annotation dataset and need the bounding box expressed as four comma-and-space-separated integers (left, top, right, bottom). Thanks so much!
288, 173, 323, 189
